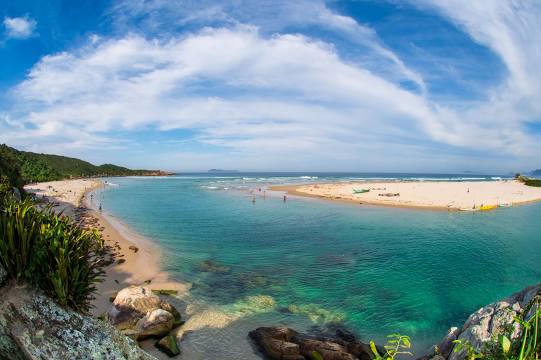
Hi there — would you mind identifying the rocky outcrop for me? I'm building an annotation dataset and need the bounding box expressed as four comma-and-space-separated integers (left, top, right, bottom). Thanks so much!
439, 283, 541, 360
249, 326, 379, 360
107, 286, 182, 356
0, 281, 156, 360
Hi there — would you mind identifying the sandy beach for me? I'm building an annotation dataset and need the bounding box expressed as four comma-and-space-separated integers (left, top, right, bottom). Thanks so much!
273, 180, 541, 211
24, 179, 190, 316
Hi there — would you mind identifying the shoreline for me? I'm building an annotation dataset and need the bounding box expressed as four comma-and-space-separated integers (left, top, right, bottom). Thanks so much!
271, 180, 541, 211
24, 179, 190, 317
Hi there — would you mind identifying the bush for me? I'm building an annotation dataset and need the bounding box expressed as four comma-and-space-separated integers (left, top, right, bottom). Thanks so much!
0, 197, 105, 312
524, 179, 541, 187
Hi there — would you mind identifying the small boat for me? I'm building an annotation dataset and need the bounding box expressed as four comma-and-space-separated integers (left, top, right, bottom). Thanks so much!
498, 203, 513, 208
479, 205, 497, 211
353, 189, 370, 194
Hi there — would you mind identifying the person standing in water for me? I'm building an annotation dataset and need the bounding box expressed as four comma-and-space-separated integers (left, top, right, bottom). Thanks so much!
283, 195, 287, 202
99, 203, 102, 212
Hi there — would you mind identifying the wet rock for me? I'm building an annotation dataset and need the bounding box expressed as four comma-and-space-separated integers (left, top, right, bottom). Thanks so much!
438, 327, 459, 358
134, 308, 174, 340
0, 284, 156, 359
155, 334, 181, 357
250, 326, 377, 360
129, 245, 139, 253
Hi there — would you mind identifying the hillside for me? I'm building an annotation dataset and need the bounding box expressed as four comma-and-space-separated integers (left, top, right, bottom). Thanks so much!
532, 169, 541, 177
0, 144, 171, 185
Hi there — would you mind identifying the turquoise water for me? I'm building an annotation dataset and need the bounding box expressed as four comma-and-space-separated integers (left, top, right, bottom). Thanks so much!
96, 174, 541, 356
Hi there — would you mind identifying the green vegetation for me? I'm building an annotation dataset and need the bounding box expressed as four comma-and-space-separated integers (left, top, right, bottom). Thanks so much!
0, 197, 105, 312
370, 334, 412, 360
524, 179, 541, 187
0, 145, 24, 199
0, 144, 166, 184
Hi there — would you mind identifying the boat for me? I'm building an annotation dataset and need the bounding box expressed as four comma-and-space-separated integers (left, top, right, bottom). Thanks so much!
479, 205, 497, 211
498, 203, 513, 208
353, 189, 370, 194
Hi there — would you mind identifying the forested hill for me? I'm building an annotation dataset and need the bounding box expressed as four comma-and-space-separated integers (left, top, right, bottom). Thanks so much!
0, 144, 172, 185
532, 169, 541, 177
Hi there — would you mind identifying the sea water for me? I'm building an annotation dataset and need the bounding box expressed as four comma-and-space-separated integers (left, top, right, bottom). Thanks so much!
95, 173, 541, 358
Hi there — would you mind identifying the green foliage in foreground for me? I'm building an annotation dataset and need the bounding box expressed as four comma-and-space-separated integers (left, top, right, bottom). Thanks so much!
0, 144, 162, 184
0, 197, 105, 312
0, 145, 25, 198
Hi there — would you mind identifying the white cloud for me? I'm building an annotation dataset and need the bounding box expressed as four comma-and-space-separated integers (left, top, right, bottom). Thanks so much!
3, 16, 37, 39
3, 1, 541, 172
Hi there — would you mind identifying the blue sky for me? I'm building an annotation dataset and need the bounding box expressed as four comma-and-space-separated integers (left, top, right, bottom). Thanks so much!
1, 0, 540, 173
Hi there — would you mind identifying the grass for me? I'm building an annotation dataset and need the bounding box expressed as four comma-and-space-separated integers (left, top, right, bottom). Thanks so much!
0, 196, 105, 312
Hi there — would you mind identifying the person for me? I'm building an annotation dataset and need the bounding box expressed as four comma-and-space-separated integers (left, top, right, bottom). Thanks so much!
283, 195, 287, 202
99, 203, 102, 212
252, 196, 256, 204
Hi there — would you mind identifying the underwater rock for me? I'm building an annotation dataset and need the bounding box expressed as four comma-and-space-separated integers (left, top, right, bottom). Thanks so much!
0, 284, 156, 359
286, 303, 346, 324
197, 260, 231, 274
250, 326, 378, 360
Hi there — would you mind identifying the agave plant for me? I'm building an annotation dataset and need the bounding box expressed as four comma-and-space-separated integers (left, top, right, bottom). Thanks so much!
0, 197, 105, 312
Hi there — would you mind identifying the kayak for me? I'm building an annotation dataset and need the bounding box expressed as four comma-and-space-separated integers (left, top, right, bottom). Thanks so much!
353, 189, 370, 194
479, 205, 497, 211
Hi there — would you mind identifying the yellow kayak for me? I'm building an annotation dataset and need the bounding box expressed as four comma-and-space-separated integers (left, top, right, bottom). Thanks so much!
479, 205, 497, 211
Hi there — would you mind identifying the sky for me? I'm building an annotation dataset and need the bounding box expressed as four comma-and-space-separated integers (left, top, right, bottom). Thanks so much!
0, 0, 540, 173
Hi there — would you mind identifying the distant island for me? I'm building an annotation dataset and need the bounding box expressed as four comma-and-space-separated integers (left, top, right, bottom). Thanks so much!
532, 169, 541, 177
0, 144, 173, 188
208, 169, 239, 173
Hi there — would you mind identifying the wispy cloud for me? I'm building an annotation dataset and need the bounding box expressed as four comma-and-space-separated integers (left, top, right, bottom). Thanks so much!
1, 0, 540, 171
3, 16, 37, 40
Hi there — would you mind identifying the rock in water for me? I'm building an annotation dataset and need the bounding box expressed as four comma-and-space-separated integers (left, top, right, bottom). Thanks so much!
155, 334, 181, 357
135, 309, 174, 340
0, 284, 156, 360
249, 326, 377, 360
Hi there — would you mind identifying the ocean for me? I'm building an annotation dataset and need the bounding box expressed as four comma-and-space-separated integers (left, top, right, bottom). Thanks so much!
93, 173, 541, 358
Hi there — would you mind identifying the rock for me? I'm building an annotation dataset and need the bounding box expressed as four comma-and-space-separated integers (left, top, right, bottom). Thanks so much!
155, 334, 181, 357
438, 327, 459, 358
445, 282, 541, 360
107, 286, 163, 329
197, 260, 231, 274
0, 284, 156, 359
0, 263, 7, 287
249, 326, 303, 360
12, 187, 21, 201
159, 300, 182, 326
117, 258, 126, 264
128, 245, 139, 253
249, 326, 376, 360
134, 308, 174, 340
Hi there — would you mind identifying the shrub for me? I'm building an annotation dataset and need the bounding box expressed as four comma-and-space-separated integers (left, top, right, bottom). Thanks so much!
0, 197, 105, 312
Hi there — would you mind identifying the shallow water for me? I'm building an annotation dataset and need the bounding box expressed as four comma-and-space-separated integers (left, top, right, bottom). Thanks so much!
96, 173, 541, 358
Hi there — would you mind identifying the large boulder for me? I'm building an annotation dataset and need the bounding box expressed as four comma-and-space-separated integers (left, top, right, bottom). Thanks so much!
444, 282, 541, 360
108, 286, 163, 329
0, 284, 156, 360
249, 326, 377, 360
107, 285, 181, 331
135, 309, 174, 340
